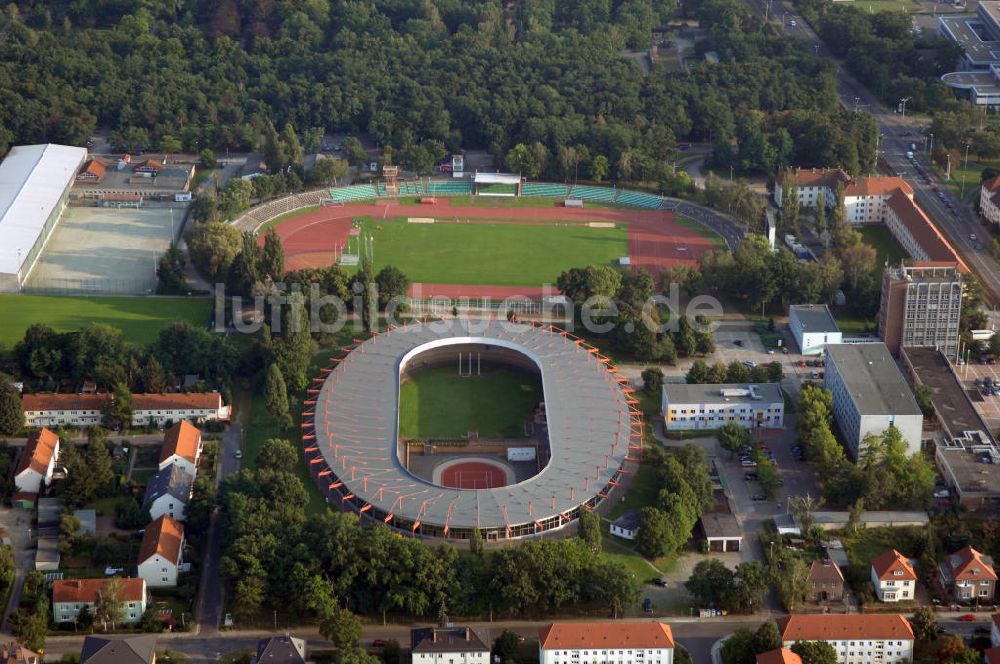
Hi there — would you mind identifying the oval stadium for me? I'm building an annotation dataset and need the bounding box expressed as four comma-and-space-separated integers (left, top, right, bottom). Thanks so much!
302, 318, 642, 541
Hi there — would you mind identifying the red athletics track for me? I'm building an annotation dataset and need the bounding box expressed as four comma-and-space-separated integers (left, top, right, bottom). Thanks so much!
439, 461, 509, 489
267, 199, 715, 298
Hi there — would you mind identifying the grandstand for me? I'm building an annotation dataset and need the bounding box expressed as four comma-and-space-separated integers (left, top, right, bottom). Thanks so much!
0, 144, 88, 293
616, 189, 663, 209
329, 183, 378, 202
306, 319, 641, 541
569, 184, 617, 203
522, 183, 568, 198
427, 180, 473, 195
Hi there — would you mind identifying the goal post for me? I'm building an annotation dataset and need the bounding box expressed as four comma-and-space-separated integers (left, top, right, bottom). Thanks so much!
320, 198, 344, 207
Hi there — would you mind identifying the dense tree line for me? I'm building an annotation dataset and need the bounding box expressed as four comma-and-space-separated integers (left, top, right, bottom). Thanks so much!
796, 384, 935, 508
219, 439, 639, 623
686, 358, 783, 384
11, 320, 236, 397
0, 0, 873, 182
634, 443, 714, 558
685, 558, 770, 614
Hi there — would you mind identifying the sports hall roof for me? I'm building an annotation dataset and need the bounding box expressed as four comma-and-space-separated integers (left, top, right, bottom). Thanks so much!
310, 319, 635, 534
0, 144, 87, 275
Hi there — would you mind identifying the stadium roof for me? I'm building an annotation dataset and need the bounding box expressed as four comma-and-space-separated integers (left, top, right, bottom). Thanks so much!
0, 144, 87, 276
310, 319, 635, 536
474, 172, 521, 185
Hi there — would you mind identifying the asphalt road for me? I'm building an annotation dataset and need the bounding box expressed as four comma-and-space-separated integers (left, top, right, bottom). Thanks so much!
768, 0, 1000, 302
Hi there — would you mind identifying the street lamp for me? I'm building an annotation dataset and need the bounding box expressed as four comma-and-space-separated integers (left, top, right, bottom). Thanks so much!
899, 97, 911, 118
965, 140, 973, 168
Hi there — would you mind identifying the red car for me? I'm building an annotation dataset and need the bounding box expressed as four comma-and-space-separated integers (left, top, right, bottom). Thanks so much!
958, 614, 977, 622
372, 640, 389, 647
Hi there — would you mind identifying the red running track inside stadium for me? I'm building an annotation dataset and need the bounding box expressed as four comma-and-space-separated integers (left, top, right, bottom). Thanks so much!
439, 461, 509, 489
266, 199, 714, 298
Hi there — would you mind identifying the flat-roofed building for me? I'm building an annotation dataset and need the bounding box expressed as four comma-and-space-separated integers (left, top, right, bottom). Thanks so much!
879, 262, 962, 361
823, 344, 923, 459
661, 383, 784, 431
939, 3, 1000, 106
0, 144, 87, 293
789, 304, 842, 355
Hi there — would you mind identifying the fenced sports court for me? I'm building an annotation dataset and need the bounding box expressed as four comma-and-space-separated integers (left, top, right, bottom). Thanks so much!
24, 205, 186, 295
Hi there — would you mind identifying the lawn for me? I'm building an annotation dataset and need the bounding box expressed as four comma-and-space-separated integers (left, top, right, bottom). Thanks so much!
830, 307, 877, 334
609, 462, 660, 520
0, 295, 211, 347
850, 0, 920, 12
354, 216, 628, 285
398, 365, 541, 439
859, 225, 908, 266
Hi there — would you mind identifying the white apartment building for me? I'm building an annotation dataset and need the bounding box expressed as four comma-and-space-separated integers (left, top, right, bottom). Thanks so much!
983, 175, 1000, 224
662, 383, 784, 431
22, 392, 230, 428
21, 394, 104, 428
823, 344, 923, 459
538, 622, 674, 664
136, 515, 184, 588
870, 549, 917, 602
776, 614, 914, 664
52, 578, 147, 625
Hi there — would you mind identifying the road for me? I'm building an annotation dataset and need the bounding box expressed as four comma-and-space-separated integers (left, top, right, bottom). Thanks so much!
767, 0, 1000, 302
34, 613, 992, 663
193, 391, 249, 635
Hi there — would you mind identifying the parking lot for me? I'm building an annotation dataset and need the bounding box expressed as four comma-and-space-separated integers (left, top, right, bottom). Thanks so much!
953, 361, 1000, 428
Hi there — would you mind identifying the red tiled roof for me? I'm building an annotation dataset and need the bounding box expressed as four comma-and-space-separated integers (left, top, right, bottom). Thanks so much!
21, 393, 106, 412
986, 645, 1000, 664
983, 175, 1000, 193
887, 190, 969, 273
538, 623, 674, 650
77, 159, 106, 179
134, 159, 163, 171
871, 549, 917, 581
756, 649, 803, 664
776, 614, 913, 642
845, 176, 913, 197
133, 393, 221, 412
808, 559, 844, 583
15, 429, 58, 477
159, 421, 201, 465
949, 546, 998, 582
138, 515, 183, 565
52, 578, 145, 604
781, 168, 850, 189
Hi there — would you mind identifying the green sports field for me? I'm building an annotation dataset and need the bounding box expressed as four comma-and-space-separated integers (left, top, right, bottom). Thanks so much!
398, 365, 542, 439
0, 295, 212, 347
356, 216, 628, 285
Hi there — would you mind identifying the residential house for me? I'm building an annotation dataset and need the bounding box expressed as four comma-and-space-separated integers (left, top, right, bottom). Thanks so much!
870, 549, 917, 602
251, 635, 308, 664
76, 159, 106, 182
756, 650, 802, 664
939, 545, 997, 604
21, 394, 105, 427
982, 175, 1000, 225
0, 642, 40, 664
158, 421, 202, 477
775, 614, 913, 664
411, 627, 489, 664
143, 465, 193, 522
538, 622, 675, 664
80, 635, 157, 664
610, 511, 640, 540
808, 559, 844, 603
14, 428, 59, 494
52, 578, 147, 625
137, 515, 184, 588
133, 160, 164, 174
132, 393, 231, 427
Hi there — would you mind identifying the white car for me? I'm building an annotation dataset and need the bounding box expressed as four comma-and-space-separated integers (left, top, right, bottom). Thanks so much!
740, 459, 758, 468
789, 19, 796, 26
970, 233, 978, 241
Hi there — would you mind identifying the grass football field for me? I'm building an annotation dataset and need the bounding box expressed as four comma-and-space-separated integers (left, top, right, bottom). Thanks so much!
356, 216, 628, 285
0, 294, 212, 347
398, 365, 542, 439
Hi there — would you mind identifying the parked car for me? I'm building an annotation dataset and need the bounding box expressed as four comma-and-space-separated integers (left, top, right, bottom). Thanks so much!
751, 494, 766, 501
959, 614, 977, 622
373, 640, 389, 648
743, 360, 756, 367
744, 472, 759, 481
652, 578, 668, 587
741, 459, 758, 467
734, 339, 744, 347
933, 489, 950, 499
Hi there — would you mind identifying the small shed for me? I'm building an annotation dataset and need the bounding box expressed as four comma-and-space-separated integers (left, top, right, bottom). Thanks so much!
74, 509, 97, 536
610, 511, 641, 540
700, 512, 742, 552
12, 492, 36, 510
37, 497, 63, 529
